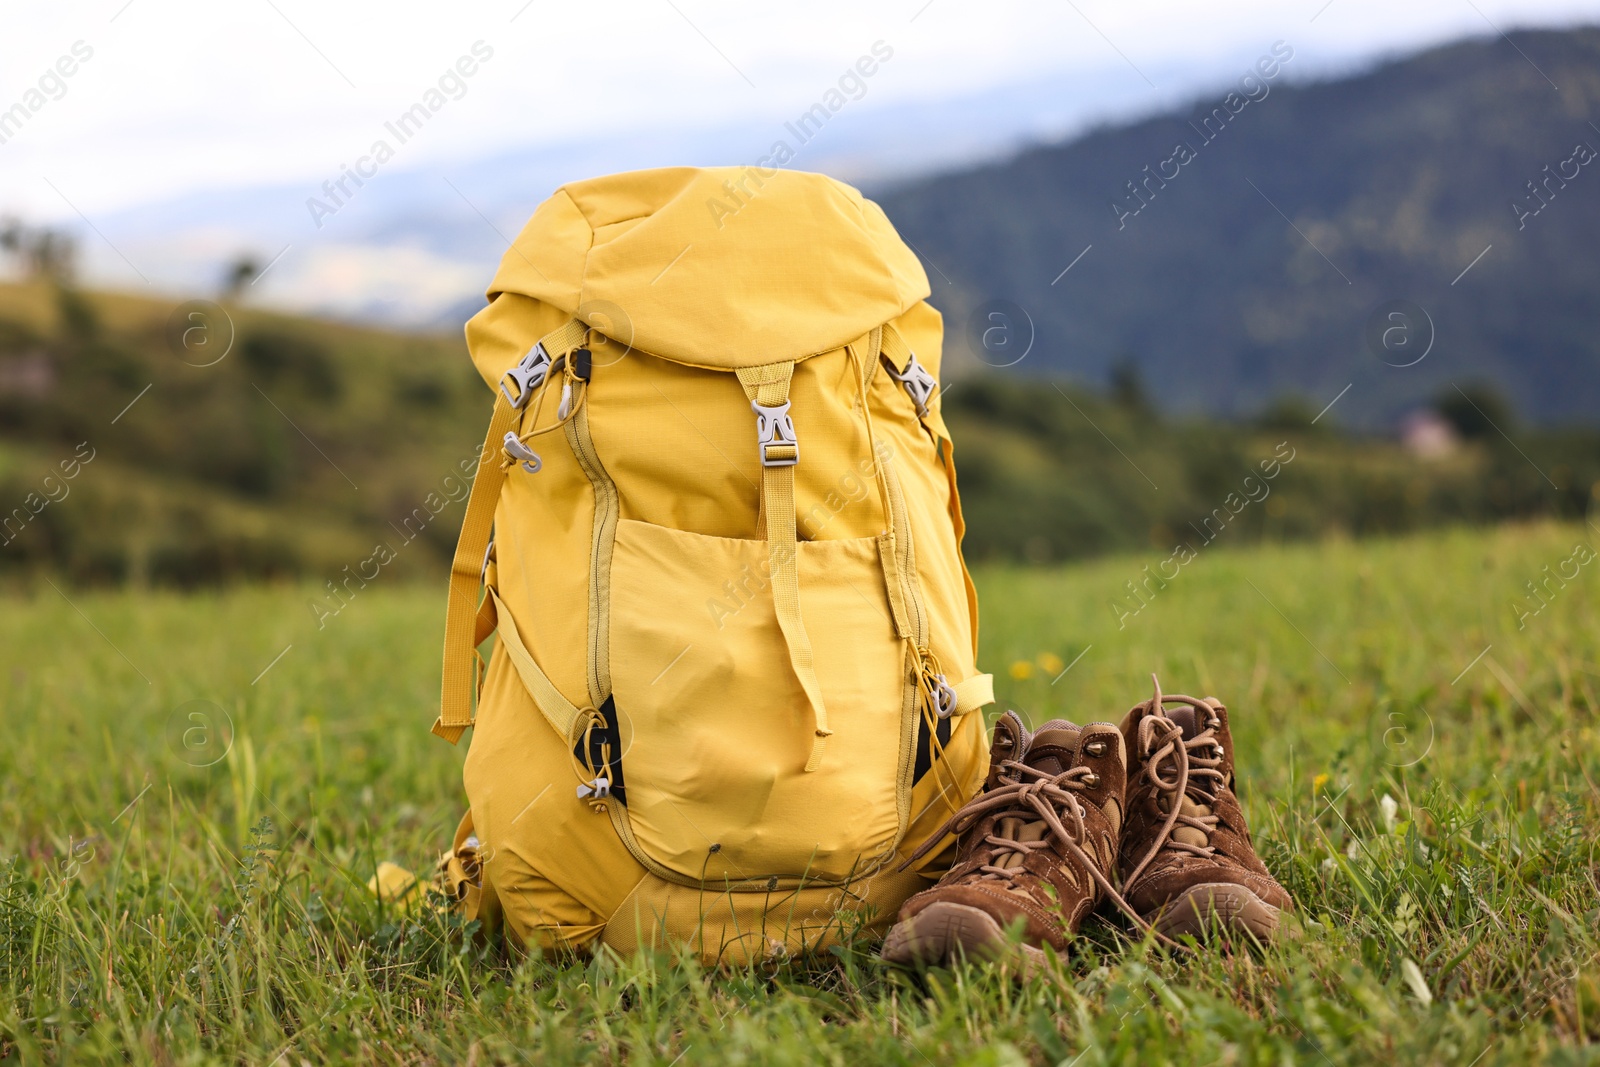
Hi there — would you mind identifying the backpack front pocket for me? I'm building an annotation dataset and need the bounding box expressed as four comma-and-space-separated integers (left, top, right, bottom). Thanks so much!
608, 518, 909, 884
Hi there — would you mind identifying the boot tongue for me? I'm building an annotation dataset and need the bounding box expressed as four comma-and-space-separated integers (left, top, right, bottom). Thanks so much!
1146, 703, 1224, 806
1162, 704, 1203, 741
1024, 720, 1081, 776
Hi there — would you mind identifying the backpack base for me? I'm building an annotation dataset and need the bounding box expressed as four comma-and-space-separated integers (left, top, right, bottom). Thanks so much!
437, 811, 946, 965
436, 641, 981, 965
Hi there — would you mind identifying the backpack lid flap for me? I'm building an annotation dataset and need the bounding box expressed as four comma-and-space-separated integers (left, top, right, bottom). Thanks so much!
484, 167, 931, 370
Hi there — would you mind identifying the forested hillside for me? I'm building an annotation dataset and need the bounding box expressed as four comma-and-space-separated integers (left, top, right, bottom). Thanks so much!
1, 282, 1593, 584
878, 27, 1600, 427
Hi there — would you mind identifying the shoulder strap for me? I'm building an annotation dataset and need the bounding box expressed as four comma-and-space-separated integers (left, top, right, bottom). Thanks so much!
434, 318, 588, 743
736, 361, 831, 771
486, 588, 582, 739
879, 323, 939, 420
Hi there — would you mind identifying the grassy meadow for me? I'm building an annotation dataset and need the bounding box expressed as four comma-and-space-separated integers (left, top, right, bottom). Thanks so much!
3, 519, 1600, 1063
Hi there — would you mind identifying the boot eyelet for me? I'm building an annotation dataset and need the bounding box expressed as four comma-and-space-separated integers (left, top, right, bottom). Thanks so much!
1082, 773, 1101, 787
1084, 740, 1108, 757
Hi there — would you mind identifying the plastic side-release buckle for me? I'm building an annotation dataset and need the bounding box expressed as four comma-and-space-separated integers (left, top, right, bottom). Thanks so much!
499, 342, 552, 409
502, 431, 542, 474
751, 399, 799, 467
886, 352, 938, 417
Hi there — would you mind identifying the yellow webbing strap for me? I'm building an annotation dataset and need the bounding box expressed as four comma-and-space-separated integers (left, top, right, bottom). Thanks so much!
940, 435, 982, 657
736, 361, 831, 771
434, 319, 587, 743
487, 588, 582, 740
879, 322, 914, 376
952, 674, 994, 716
473, 555, 499, 649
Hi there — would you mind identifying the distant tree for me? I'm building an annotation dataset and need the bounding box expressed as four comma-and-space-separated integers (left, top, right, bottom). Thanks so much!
0, 218, 78, 282
1437, 383, 1514, 440
221, 254, 261, 302
1108, 352, 1151, 414
1255, 394, 1322, 430
55, 285, 100, 341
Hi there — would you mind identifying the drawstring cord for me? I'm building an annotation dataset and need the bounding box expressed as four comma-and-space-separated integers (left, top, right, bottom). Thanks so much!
570, 704, 615, 813
912, 643, 964, 823
502, 341, 594, 473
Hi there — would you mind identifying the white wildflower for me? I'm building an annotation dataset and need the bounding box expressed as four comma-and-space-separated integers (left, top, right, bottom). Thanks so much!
1380, 793, 1399, 833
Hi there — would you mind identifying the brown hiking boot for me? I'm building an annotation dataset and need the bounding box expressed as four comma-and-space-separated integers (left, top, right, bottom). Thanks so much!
880, 711, 1128, 968
1118, 677, 1292, 943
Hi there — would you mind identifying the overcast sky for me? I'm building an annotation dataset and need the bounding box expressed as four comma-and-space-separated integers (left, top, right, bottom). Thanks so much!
4, 0, 1597, 216
2, 0, 1597, 318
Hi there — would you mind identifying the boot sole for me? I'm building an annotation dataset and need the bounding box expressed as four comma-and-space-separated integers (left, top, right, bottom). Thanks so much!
880, 902, 1048, 970
1145, 882, 1281, 943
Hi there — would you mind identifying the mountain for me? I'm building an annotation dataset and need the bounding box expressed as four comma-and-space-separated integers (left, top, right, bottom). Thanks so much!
876, 27, 1600, 427
52, 26, 1600, 429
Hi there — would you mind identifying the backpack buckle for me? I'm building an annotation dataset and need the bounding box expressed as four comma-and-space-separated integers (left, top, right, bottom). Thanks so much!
751, 400, 799, 467
499, 343, 552, 409
886, 352, 938, 417
502, 431, 542, 474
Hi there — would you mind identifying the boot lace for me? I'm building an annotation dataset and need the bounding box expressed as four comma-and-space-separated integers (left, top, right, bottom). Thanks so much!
951, 761, 1097, 882
1122, 677, 1228, 889
903, 753, 1175, 944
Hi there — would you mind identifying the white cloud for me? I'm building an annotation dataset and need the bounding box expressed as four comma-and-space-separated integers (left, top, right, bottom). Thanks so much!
3, 0, 1595, 319
4, 0, 1595, 214
272, 242, 484, 324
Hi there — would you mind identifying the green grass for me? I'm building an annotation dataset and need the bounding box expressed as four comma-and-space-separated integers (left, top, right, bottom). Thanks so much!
3, 520, 1599, 1063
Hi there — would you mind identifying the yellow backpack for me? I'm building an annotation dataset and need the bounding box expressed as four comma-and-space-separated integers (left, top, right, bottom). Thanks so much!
432, 166, 993, 963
